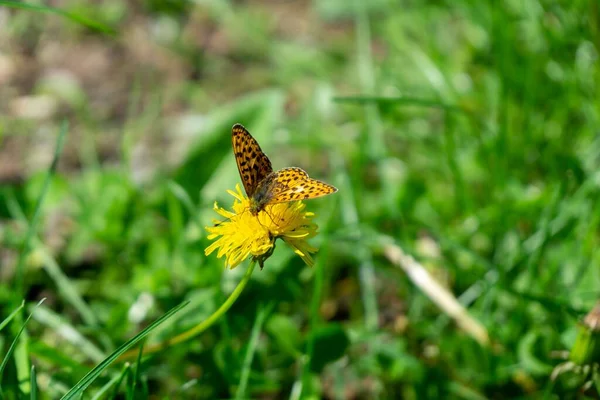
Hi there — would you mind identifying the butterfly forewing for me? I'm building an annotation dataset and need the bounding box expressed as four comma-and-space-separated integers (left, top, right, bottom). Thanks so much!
268, 167, 338, 204
232, 124, 273, 197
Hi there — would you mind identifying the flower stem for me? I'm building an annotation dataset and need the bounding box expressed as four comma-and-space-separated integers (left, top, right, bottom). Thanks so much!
118, 261, 256, 362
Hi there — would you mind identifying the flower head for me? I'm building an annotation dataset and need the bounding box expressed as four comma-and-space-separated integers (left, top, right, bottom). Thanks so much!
205, 185, 319, 269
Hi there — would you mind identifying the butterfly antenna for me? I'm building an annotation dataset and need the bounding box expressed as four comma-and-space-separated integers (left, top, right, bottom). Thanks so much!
262, 208, 284, 229
213, 207, 250, 226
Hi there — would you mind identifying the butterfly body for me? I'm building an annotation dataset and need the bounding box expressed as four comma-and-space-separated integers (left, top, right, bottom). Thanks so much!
232, 124, 337, 215
248, 172, 278, 215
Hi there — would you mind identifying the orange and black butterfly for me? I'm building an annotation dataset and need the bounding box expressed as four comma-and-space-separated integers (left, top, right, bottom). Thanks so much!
231, 124, 337, 215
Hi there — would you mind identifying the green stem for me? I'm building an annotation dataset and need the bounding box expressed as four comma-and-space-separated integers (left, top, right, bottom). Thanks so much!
118, 261, 256, 362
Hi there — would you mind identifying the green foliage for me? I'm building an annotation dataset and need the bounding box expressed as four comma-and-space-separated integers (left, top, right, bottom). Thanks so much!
306, 324, 350, 373
0, 0, 599, 398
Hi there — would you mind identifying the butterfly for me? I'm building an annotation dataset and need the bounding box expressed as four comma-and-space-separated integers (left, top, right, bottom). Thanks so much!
231, 123, 337, 215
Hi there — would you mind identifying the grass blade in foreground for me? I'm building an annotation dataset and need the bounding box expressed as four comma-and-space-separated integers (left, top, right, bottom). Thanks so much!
128, 343, 146, 399
0, 299, 45, 385
7, 121, 67, 393
60, 301, 189, 400
0, 302, 24, 332
89, 365, 129, 400
30, 365, 37, 400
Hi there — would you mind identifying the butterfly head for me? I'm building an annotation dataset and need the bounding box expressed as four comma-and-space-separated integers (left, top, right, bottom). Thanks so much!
248, 199, 262, 216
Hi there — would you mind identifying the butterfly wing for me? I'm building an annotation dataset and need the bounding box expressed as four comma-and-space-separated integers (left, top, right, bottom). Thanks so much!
268, 167, 337, 204
231, 124, 273, 197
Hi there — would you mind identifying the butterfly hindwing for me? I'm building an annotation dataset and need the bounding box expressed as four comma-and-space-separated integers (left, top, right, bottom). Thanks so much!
232, 124, 273, 197
268, 167, 338, 204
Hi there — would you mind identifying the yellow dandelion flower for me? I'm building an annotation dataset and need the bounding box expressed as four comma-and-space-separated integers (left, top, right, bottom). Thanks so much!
205, 185, 320, 269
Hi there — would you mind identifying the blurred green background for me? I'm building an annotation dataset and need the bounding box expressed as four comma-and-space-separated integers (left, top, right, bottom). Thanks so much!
1, 0, 599, 398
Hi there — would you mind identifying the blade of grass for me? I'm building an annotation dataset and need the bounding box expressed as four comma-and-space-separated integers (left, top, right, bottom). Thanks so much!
9, 121, 67, 395
30, 365, 37, 400
0, 1, 115, 34
60, 301, 189, 400
36, 243, 99, 328
167, 180, 203, 229
0, 302, 24, 332
443, 111, 468, 211
110, 364, 131, 399
300, 245, 334, 398
128, 343, 145, 400
120, 74, 142, 166
333, 95, 465, 112
235, 303, 273, 400
6, 200, 99, 337
167, 184, 184, 248
89, 365, 129, 400
14, 120, 68, 302
332, 152, 378, 330
0, 299, 46, 385
352, 0, 381, 333
527, 185, 562, 287
353, 1, 383, 160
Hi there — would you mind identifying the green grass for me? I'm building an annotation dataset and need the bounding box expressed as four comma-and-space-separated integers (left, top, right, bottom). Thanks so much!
1, 0, 599, 398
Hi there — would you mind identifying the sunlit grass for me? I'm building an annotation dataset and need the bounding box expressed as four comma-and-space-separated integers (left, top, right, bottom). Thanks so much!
0, 0, 599, 398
